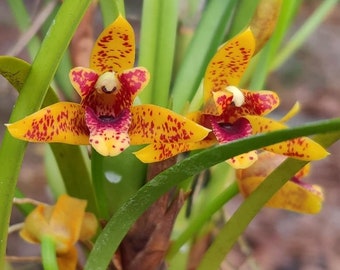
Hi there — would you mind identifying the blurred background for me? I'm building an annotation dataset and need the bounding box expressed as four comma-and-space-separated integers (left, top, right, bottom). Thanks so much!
1, 0, 340, 269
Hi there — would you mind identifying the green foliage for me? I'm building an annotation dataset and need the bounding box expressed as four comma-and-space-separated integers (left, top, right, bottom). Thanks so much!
1, 0, 339, 269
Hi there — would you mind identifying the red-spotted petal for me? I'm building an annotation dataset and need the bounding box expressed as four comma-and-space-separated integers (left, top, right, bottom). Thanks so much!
129, 104, 210, 144
69, 67, 99, 99
85, 107, 131, 156
115, 67, 150, 108
6, 102, 89, 144
90, 15, 135, 74
227, 151, 258, 169
245, 115, 329, 160
203, 28, 255, 101
210, 117, 252, 143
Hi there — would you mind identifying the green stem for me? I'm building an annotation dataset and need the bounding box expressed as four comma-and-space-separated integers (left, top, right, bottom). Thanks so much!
41, 235, 58, 270
0, 1, 91, 268
167, 181, 239, 259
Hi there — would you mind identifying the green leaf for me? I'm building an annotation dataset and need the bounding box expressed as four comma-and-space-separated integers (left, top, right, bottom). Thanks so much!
197, 131, 340, 270
171, 0, 238, 113
138, 0, 179, 107
85, 118, 340, 270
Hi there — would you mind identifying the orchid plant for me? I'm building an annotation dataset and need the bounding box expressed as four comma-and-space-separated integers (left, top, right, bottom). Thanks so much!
1, 0, 339, 270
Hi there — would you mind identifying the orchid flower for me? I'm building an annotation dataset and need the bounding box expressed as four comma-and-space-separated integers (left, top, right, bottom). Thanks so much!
189, 28, 328, 168
6, 16, 209, 161
19, 194, 98, 269
236, 151, 324, 214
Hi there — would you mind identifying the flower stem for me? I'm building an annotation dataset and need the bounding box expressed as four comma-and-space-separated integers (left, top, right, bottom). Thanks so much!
41, 235, 58, 270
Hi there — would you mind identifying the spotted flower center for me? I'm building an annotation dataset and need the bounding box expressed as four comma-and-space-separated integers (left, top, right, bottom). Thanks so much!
226, 85, 245, 107
95, 71, 120, 94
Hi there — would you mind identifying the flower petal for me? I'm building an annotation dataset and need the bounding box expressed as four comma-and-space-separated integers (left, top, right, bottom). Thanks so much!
6, 102, 89, 144
245, 115, 329, 160
90, 15, 135, 74
50, 194, 87, 253
57, 246, 78, 270
20, 205, 51, 244
238, 176, 323, 214
203, 28, 255, 101
85, 107, 131, 156
129, 104, 210, 144
69, 67, 99, 99
134, 139, 215, 163
115, 67, 150, 109
227, 151, 258, 169
210, 117, 252, 143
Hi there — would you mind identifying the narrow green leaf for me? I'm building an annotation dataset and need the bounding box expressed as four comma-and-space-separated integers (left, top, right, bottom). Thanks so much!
197, 131, 340, 270
85, 118, 340, 270
226, 0, 261, 39
171, 0, 238, 113
99, 0, 125, 27
138, 0, 179, 107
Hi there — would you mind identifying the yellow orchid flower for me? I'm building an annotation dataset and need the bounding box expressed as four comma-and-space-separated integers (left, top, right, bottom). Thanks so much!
19, 194, 98, 269
6, 15, 209, 162
189, 28, 328, 168
236, 151, 324, 214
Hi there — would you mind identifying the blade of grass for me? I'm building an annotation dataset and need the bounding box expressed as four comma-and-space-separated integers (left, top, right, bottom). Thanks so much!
85, 118, 340, 270
226, 0, 260, 39
197, 131, 340, 270
171, 0, 238, 113
0, 1, 92, 267
138, 0, 179, 107
99, 0, 125, 27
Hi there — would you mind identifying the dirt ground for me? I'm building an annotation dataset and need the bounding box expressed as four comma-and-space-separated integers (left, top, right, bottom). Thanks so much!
1, 1, 340, 270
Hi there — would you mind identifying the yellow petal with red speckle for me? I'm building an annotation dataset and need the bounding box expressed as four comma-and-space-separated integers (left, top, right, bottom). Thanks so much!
203, 28, 255, 101
238, 176, 323, 214
69, 67, 98, 99
6, 102, 89, 145
245, 115, 329, 160
90, 15, 135, 74
227, 151, 258, 169
129, 104, 210, 144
